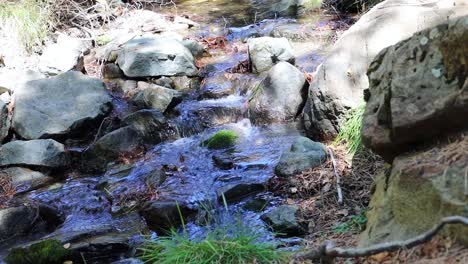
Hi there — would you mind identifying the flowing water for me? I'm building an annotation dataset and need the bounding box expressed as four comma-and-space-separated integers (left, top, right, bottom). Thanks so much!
0, 1, 343, 262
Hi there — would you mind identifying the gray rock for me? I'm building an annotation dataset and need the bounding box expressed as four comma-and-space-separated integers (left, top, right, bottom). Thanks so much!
12, 71, 112, 140
248, 37, 295, 73
182, 39, 205, 58
0, 139, 68, 168
103, 63, 124, 79
130, 82, 182, 112
1, 167, 54, 193
117, 36, 198, 77
303, 0, 468, 140
39, 34, 92, 75
261, 205, 304, 236
216, 183, 266, 203
141, 200, 197, 233
83, 126, 143, 173
249, 61, 307, 122
275, 136, 326, 177
123, 109, 178, 144
172, 76, 201, 92
0, 100, 10, 142
198, 72, 237, 99
362, 15, 468, 161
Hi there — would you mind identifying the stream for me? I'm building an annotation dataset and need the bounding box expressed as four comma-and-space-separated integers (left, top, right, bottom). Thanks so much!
0, 1, 346, 262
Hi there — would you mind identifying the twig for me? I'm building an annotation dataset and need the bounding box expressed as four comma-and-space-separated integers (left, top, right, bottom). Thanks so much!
328, 148, 343, 204
295, 216, 468, 263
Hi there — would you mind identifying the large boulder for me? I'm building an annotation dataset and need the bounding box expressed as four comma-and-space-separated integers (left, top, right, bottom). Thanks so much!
117, 36, 198, 77
303, 0, 468, 140
0, 139, 68, 168
39, 34, 92, 75
248, 37, 295, 73
362, 16, 468, 161
275, 136, 327, 177
130, 82, 183, 113
360, 136, 468, 246
360, 16, 468, 247
12, 71, 112, 140
249, 61, 307, 122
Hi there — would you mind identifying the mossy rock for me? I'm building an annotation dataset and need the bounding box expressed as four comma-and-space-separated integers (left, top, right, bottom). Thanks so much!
5, 239, 69, 264
204, 130, 239, 150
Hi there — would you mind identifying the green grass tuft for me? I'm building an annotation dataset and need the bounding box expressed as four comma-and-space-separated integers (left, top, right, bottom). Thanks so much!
0, 0, 49, 51
5, 239, 69, 264
333, 104, 366, 155
205, 130, 239, 150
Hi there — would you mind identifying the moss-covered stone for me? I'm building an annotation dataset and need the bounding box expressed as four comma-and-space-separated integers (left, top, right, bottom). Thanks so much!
5, 239, 69, 264
205, 130, 239, 150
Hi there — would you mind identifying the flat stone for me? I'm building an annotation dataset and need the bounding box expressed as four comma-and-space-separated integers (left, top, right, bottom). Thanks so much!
0, 139, 68, 168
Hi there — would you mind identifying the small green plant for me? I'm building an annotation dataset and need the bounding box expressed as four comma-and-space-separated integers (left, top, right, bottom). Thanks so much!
333, 210, 368, 234
5, 239, 69, 264
204, 130, 239, 150
96, 35, 112, 46
333, 104, 366, 155
0, 0, 49, 51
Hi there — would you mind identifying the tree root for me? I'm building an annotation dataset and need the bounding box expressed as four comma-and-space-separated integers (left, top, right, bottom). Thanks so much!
295, 216, 468, 264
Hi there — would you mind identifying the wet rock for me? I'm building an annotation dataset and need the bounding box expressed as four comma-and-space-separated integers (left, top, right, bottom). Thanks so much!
5, 239, 69, 264
1, 167, 54, 193
362, 16, 468, 161
130, 82, 183, 113
112, 259, 144, 264
0, 139, 68, 169
152, 76, 174, 89
248, 37, 295, 73
0, 204, 63, 241
303, 0, 468, 140
39, 34, 92, 75
360, 135, 468, 246
212, 153, 235, 170
141, 200, 197, 234
261, 205, 304, 236
0, 100, 10, 142
123, 109, 178, 144
275, 136, 327, 177
12, 71, 112, 140
249, 61, 307, 123
117, 36, 198, 77
82, 126, 143, 173
217, 183, 266, 203
198, 73, 237, 99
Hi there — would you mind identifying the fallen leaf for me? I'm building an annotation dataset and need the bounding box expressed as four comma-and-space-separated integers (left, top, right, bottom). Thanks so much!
369, 252, 389, 262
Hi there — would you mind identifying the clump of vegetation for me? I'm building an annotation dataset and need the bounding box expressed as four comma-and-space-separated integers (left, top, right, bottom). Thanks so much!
204, 130, 239, 150
139, 202, 287, 264
333, 210, 368, 234
333, 104, 366, 155
0, 0, 49, 51
5, 239, 69, 264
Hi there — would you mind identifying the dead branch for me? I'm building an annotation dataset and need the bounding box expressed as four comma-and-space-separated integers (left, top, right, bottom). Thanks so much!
295, 216, 468, 264
328, 148, 343, 204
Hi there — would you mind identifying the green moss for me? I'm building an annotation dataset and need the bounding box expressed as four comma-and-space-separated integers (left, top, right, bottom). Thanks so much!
204, 130, 239, 150
5, 239, 69, 264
